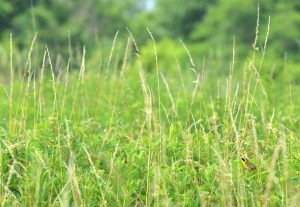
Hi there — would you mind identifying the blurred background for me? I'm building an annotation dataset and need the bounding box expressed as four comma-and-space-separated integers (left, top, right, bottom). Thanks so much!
0, 0, 299, 79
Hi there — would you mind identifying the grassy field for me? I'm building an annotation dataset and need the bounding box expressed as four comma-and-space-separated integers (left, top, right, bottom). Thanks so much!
0, 35, 300, 206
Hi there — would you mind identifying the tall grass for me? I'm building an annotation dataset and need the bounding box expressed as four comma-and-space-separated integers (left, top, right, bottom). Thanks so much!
0, 16, 300, 207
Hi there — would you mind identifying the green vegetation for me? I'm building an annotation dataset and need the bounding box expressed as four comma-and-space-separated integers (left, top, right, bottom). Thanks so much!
0, 0, 299, 71
0, 0, 300, 206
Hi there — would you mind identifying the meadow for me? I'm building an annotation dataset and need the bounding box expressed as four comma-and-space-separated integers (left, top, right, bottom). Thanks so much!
0, 31, 300, 207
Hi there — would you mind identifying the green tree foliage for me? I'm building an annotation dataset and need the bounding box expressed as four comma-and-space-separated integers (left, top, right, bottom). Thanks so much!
190, 0, 300, 59
268, 1, 300, 57
0, 0, 299, 72
190, 0, 259, 56
143, 0, 216, 39
0, 0, 146, 48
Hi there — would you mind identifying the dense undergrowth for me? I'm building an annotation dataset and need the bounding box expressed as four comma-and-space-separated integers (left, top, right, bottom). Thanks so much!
0, 33, 300, 207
